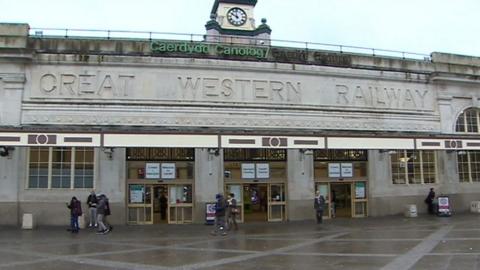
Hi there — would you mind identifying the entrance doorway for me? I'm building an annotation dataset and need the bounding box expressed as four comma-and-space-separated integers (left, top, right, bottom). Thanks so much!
153, 185, 168, 224
127, 183, 193, 225
331, 183, 352, 218
244, 184, 268, 222
226, 183, 286, 223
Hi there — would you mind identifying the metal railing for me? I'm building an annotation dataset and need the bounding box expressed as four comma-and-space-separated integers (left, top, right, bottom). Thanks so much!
29, 27, 431, 61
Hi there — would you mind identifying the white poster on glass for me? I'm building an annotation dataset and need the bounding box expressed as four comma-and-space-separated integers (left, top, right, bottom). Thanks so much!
161, 163, 176, 179
328, 163, 341, 177
228, 185, 242, 203
256, 163, 270, 179
341, 163, 353, 177
355, 182, 366, 199
145, 163, 160, 179
242, 163, 256, 179
130, 185, 144, 203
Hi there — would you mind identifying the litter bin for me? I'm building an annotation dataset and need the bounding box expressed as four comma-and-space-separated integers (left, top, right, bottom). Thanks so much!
436, 196, 451, 217
471, 201, 480, 213
404, 204, 417, 217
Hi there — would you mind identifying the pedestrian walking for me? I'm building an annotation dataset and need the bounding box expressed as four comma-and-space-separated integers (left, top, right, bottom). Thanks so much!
86, 190, 98, 228
227, 193, 239, 231
104, 194, 113, 232
66, 196, 82, 233
211, 193, 227, 236
314, 190, 325, 224
96, 194, 111, 234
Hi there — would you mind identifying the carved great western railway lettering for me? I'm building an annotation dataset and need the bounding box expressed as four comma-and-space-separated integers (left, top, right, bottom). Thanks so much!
40, 73, 135, 97
335, 85, 429, 109
178, 76, 302, 103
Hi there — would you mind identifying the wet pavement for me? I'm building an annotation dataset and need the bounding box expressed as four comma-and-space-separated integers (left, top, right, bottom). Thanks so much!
2, 214, 480, 269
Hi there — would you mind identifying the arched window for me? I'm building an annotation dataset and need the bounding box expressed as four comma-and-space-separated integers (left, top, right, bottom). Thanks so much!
456, 108, 479, 133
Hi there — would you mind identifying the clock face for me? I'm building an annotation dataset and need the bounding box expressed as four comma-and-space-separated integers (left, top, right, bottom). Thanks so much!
227, 7, 247, 26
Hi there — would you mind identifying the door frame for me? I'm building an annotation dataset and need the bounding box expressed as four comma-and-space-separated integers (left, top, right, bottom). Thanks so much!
315, 180, 368, 219
267, 183, 287, 222
226, 182, 287, 223
330, 182, 353, 218
127, 182, 194, 225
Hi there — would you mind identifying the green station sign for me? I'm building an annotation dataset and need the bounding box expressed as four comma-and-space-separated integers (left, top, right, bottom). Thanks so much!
151, 41, 269, 59
150, 41, 352, 67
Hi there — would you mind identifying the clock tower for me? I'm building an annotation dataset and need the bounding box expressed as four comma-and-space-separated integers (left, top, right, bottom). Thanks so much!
205, 0, 271, 45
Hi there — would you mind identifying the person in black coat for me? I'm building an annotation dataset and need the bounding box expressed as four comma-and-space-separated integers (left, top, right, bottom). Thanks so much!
67, 196, 82, 233
425, 188, 436, 214
314, 191, 326, 224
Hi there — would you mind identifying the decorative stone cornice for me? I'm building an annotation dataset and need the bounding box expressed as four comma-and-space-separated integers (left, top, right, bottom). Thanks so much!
21, 110, 439, 133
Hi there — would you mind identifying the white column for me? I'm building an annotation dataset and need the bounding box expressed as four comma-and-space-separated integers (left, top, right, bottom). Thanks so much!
194, 148, 223, 223
287, 149, 315, 221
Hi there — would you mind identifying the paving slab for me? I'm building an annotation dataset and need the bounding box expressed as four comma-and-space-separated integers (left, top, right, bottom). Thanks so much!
86, 249, 246, 268
206, 254, 393, 270
287, 239, 420, 255
185, 238, 305, 251
411, 255, 480, 270
0, 260, 121, 270
431, 239, 480, 254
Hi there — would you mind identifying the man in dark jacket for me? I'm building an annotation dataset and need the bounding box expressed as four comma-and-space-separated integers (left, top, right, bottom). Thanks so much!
211, 193, 227, 236
314, 190, 325, 224
425, 188, 436, 214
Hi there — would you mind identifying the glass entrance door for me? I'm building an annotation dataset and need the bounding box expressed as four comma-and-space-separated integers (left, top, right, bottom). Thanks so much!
331, 183, 352, 218
127, 184, 153, 225
153, 185, 168, 224
315, 183, 331, 218
168, 184, 193, 224
128, 184, 194, 224
243, 184, 268, 222
353, 182, 368, 217
225, 183, 287, 223
268, 183, 286, 222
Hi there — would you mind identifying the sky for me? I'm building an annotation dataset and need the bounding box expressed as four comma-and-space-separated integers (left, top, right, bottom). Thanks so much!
1, 0, 479, 57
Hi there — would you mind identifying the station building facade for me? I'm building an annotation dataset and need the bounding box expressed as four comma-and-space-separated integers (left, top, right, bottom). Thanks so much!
1, 1, 480, 226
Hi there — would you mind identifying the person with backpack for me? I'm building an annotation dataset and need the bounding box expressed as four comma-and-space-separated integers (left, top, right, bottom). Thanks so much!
66, 196, 82, 233
211, 193, 227, 236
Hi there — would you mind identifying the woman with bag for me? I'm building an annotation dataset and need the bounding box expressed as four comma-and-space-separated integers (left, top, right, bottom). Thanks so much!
227, 193, 239, 231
